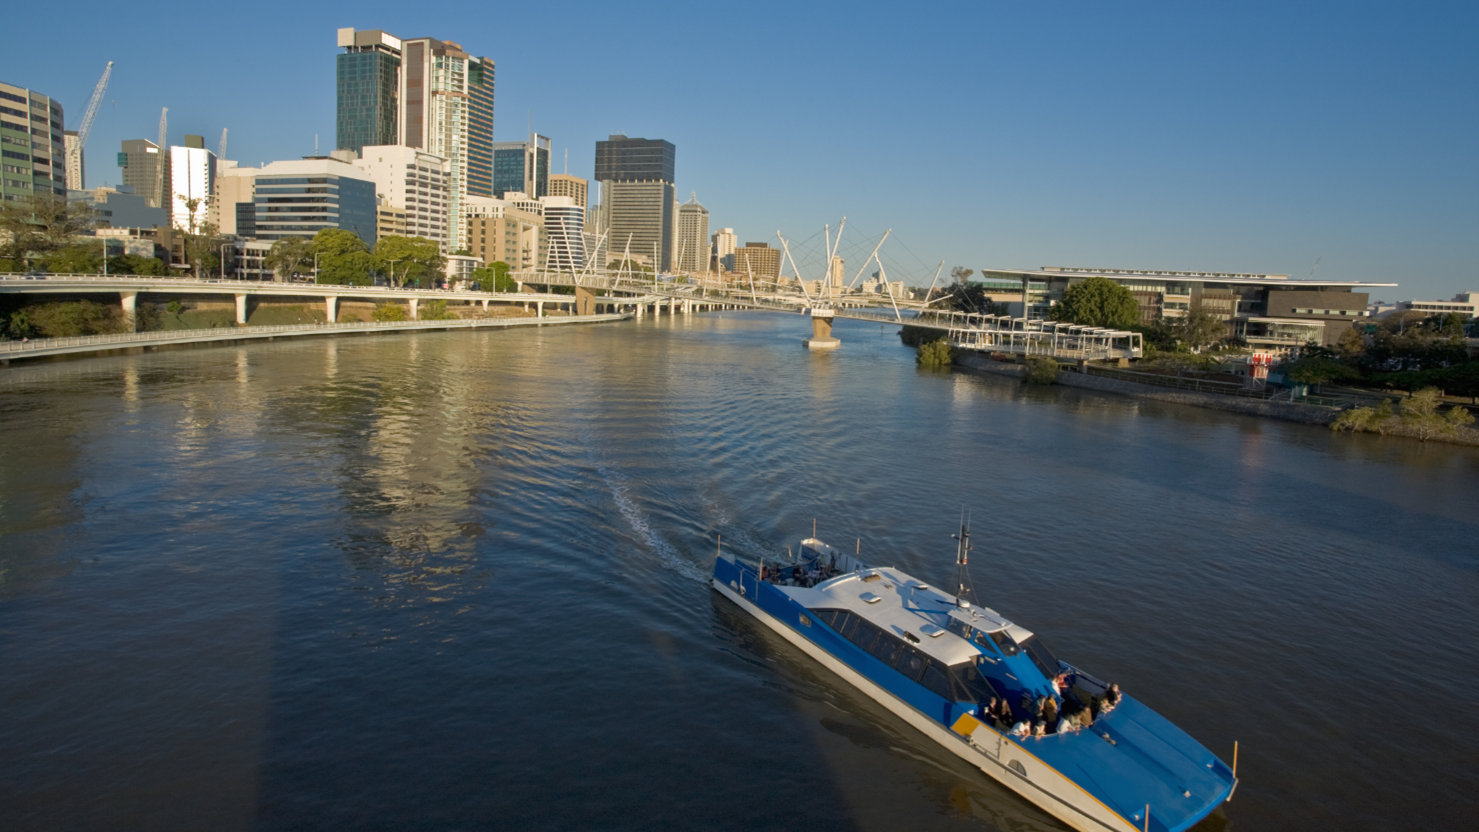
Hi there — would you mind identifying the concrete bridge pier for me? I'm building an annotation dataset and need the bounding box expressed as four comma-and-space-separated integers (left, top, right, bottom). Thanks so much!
536, 301, 544, 318
120, 291, 138, 329
325, 296, 338, 323
235, 293, 250, 325
804, 308, 840, 349
409, 297, 419, 320
482, 299, 490, 312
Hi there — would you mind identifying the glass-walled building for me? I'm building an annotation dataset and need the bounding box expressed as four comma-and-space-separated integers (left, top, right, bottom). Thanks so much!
336, 29, 402, 154
491, 135, 548, 199
252, 157, 377, 245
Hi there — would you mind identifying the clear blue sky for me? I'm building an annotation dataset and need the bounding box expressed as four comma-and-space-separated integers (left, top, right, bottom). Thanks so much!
4, 0, 1476, 300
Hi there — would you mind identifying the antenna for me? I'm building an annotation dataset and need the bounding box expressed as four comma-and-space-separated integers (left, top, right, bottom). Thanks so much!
952, 507, 975, 603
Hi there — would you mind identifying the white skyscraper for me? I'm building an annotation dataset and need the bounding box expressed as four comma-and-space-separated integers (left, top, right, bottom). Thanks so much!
168, 144, 216, 231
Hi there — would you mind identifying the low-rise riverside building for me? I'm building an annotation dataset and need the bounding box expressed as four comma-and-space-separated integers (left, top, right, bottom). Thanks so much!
464, 195, 542, 270
250, 155, 378, 245
69, 185, 167, 229
355, 145, 450, 248
1397, 292, 1478, 319
978, 266, 1397, 350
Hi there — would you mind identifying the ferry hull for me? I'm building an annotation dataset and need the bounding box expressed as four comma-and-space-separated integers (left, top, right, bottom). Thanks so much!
713, 577, 1142, 832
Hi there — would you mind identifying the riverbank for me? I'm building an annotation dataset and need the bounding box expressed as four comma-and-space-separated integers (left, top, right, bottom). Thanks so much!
0, 312, 633, 364
954, 352, 1479, 446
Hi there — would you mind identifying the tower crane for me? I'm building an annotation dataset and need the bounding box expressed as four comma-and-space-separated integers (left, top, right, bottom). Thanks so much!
68, 61, 113, 188
154, 107, 167, 208
218, 128, 227, 160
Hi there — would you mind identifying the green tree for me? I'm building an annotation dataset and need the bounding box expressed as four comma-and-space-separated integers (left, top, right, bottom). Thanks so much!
371, 302, 408, 322
373, 235, 445, 287
418, 299, 458, 321
0, 194, 98, 268
1398, 388, 1453, 441
264, 237, 314, 282
1282, 357, 1362, 386
311, 228, 374, 286
105, 253, 169, 276
916, 337, 955, 369
1169, 308, 1227, 351
42, 243, 104, 274
1049, 276, 1139, 329
1024, 357, 1060, 385
175, 197, 223, 279
24, 300, 127, 337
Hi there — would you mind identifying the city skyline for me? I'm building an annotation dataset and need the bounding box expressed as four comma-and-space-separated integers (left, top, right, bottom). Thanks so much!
2, 1, 1476, 300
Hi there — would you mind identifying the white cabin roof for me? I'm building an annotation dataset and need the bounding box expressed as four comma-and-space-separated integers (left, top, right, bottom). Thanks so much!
779, 566, 987, 665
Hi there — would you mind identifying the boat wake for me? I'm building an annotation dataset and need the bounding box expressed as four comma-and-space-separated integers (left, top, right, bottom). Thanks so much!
589, 447, 707, 583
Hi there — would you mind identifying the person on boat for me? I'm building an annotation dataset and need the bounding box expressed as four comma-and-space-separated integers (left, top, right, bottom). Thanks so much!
1056, 715, 1078, 734
1008, 719, 1032, 739
1041, 695, 1059, 729
978, 697, 997, 723
1052, 671, 1070, 697
991, 699, 1015, 729
1102, 683, 1121, 712
1031, 722, 1047, 739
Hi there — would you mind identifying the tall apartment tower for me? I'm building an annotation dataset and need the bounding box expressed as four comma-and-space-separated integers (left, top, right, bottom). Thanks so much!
64, 131, 83, 190
548, 173, 587, 208
356, 145, 450, 248
677, 193, 709, 274
491, 135, 549, 198
0, 79, 66, 200
594, 135, 676, 272
336, 29, 402, 154
168, 134, 216, 231
398, 37, 493, 252
118, 139, 163, 206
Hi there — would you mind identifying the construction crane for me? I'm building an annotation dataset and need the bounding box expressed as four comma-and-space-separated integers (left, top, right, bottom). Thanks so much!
68, 61, 113, 187
218, 128, 227, 160
154, 107, 167, 208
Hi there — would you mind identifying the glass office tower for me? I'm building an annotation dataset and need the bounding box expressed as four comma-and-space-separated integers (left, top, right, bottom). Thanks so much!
336, 29, 402, 154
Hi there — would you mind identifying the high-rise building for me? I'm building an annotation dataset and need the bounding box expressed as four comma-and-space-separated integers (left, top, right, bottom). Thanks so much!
594, 135, 677, 272
594, 135, 674, 182
356, 145, 450, 248
118, 139, 164, 206
677, 193, 709, 274
336, 28, 402, 154
599, 180, 674, 271
0, 80, 66, 201
735, 242, 780, 280
492, 135, 549, 198
467, 59, 494, 197
548, 173, 587, 208
539, 195, 584, 274
712, 227, 737, 272
398, 37, 493, 256
828, 256, 845, 289
168, 136, 216, 231
251, 156, 377, 244
64, 131, 83, 190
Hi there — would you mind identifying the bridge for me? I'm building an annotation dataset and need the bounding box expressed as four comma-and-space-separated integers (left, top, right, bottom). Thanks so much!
2, 264, 1140, 363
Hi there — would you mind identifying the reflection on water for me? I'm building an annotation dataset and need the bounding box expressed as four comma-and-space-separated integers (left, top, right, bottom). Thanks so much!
1, 313, 1477, 832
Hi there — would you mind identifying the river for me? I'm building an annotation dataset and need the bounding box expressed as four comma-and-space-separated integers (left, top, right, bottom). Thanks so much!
2, 311, 1476, 831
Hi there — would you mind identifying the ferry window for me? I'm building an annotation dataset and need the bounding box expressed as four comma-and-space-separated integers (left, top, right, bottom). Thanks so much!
838, 612, 862, 640
946, 618, 969, 639
896, 647, 926, 681
987, 632, 1023, 659
1019, 635, 1062, 680
815, 609, 844, 628
951, 662, 1001, 703
920, 660, 955, 700
850, 620, 882, 653
869, 631, 902, 666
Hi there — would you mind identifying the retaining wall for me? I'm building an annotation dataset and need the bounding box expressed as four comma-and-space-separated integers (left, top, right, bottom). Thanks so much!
955, 354, 1339, 425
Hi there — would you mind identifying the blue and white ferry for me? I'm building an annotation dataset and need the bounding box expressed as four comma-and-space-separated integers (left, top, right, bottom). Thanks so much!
711, 524, 1237, 832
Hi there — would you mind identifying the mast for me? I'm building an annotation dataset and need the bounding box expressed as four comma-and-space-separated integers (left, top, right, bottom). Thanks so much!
952, 509, 973, 603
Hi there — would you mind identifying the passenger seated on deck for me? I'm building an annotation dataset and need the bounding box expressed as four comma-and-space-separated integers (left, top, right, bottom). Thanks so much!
1008, 719, 1032, 739
1056, 714, 1078, 734
1031, 721, 1047, 739
1102, 683, 1121, 712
